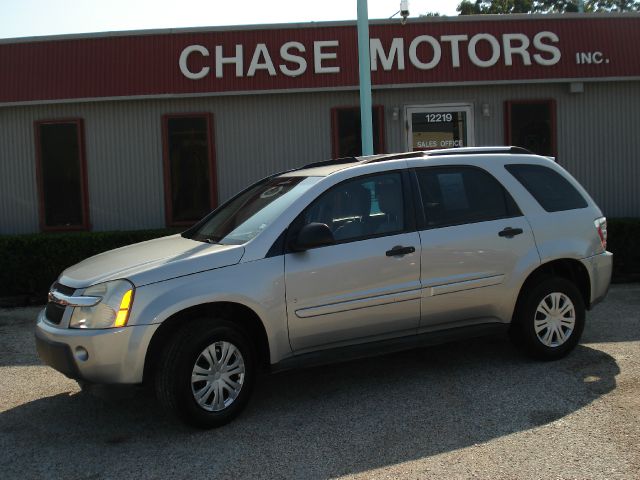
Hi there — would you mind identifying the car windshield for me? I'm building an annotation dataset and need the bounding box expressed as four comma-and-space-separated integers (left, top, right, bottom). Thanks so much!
185, 176, 321, 245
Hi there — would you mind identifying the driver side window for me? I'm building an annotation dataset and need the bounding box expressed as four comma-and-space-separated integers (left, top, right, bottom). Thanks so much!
300, 172, 405, 243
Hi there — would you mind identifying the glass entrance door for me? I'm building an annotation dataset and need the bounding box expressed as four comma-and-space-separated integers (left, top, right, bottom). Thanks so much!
405, 104, 475, 151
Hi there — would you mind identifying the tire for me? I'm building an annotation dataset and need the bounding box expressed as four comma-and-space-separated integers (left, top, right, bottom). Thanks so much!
155, 317, 255, 428
510, 277, 585, 360
76, 380, 92, 393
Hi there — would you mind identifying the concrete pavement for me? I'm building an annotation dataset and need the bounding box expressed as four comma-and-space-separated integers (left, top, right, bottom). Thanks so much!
0, 284, 638, 479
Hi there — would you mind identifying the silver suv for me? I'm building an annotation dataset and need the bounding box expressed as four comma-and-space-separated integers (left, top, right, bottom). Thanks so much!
36, 147, 612, 428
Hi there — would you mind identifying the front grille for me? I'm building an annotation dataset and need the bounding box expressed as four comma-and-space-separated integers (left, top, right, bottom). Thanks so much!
45, 282, 76, 325
45, 302, 66, 325
52, 282, 75, 296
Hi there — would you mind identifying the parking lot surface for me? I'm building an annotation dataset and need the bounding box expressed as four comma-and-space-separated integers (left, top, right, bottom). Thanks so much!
1, 284, 639, 479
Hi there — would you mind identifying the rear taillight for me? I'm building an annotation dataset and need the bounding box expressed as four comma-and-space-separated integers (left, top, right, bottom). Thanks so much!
594, 217, 607, 251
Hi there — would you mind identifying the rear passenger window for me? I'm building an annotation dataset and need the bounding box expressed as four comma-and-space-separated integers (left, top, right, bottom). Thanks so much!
416, 167, 520, 228
505, 164, 587, 212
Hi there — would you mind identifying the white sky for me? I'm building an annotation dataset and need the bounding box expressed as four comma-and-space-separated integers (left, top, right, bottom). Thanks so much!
0, 0, 461, 39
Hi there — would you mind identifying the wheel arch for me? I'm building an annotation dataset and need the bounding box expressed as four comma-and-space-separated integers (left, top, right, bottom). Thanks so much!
143, 301, 271, 384
514, 258, 591, 320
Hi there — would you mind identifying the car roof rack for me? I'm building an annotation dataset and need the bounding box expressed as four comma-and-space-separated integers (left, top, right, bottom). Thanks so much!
358, 151, 429, 164
423, 146, 533, 156
298, 156, 359, 170
358, 146, 533, 163
297, 146, 533, 171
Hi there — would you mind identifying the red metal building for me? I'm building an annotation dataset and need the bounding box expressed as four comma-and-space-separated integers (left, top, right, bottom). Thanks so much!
0, 13, 638, 233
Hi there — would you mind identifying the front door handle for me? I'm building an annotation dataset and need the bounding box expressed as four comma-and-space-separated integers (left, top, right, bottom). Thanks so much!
386, 245, 416, 257
498, 227, 524, 238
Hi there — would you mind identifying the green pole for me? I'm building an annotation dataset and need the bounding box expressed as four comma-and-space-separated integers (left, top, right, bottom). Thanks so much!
357, 0, 374, 156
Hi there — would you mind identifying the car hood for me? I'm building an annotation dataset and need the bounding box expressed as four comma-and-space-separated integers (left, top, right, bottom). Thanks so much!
58, 234, 245, 289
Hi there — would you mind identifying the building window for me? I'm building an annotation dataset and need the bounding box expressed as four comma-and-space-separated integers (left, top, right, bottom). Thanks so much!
405, 104, 474, 151
162, 113, 217, 226
34, 119, 89, 231
505, 100, 556, 157
331, 106, 385, 158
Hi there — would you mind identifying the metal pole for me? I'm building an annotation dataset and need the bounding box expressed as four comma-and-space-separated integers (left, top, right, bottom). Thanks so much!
357, 0, 374, 156
578, 0, 584, 12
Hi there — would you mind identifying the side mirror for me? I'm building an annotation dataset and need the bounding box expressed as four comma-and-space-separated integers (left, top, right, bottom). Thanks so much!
290, 223, 335, 251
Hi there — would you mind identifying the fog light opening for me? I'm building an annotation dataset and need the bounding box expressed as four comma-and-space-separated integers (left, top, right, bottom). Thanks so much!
75, 346, 89, 362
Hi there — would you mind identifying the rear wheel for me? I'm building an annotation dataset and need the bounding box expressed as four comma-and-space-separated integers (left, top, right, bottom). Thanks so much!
511, 277, 585, 360
155, 318, 255, 428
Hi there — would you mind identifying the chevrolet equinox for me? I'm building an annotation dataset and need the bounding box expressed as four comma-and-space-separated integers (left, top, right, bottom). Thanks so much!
36, 147, 613, 428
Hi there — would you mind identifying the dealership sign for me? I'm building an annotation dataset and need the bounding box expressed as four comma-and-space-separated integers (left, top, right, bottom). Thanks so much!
1, 16, 639, 103
178, 31, 562, 80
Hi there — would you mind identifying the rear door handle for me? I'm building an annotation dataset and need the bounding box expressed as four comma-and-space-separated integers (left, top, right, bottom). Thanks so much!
498, 227, 524, 238
386, 245, 415, 257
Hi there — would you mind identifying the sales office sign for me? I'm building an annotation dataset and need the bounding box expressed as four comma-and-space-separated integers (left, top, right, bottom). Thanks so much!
178, 29, 610, 81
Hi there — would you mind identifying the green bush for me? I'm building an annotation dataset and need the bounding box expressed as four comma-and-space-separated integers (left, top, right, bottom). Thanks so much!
0, 229, 180, 301
607, 218, 640, 283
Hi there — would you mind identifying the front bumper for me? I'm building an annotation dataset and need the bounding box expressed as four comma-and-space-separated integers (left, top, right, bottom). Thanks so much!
35, 309, 159, 384
581, 250, 613, 309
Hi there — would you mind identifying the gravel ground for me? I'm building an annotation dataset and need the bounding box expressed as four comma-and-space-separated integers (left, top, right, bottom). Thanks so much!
0, 284, 638, 479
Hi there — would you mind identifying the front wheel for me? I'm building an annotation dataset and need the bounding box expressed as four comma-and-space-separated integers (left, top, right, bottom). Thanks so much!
155, 318, 255, 428
511, 277, 586, 360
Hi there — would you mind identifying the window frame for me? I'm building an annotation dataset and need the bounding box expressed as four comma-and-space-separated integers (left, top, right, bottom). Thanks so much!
330, 105, 386, 159
411, 165, 523, 231
33, 118, 90, 232
162, 112, 218, 227
504, 99, 557, 158
285, 169, 416, 253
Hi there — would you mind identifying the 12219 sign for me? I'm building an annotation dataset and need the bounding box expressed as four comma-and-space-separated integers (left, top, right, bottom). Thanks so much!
425, 113, 454, 123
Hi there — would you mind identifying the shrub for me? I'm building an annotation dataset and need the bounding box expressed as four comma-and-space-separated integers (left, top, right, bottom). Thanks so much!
607, 218, 640, 283
0, 229, 180, 302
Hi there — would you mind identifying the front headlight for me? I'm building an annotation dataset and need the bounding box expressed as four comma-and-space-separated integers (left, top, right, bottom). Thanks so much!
69, 280, 135, 329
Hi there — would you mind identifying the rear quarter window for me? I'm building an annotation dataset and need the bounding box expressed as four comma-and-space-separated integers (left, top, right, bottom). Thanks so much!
505, 164, 588, 212
416, 166, 521, 228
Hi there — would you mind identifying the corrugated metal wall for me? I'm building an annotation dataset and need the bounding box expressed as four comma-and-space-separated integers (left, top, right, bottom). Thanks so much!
1, 80, 638, 234
0, 106, 39, 233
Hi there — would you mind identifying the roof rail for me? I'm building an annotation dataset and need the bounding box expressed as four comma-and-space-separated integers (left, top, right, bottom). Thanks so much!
356, 146, 533, 164
299, 156, 358, 169
423, 146, 533, 156
358, 151, 427, 164
296, 146, 533, 172
298, 151, 421, 170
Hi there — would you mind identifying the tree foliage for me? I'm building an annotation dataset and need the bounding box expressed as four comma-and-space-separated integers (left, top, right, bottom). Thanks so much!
458, 0, 532, 14
536, 0, 640, 11
456, 0, 640, 14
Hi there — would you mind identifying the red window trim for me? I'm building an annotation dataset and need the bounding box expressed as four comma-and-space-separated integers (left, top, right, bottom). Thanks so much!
161, 112, 218, 227
33, 118, 90, 232
504, 99, 557, 158
330, 105, 386, 159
